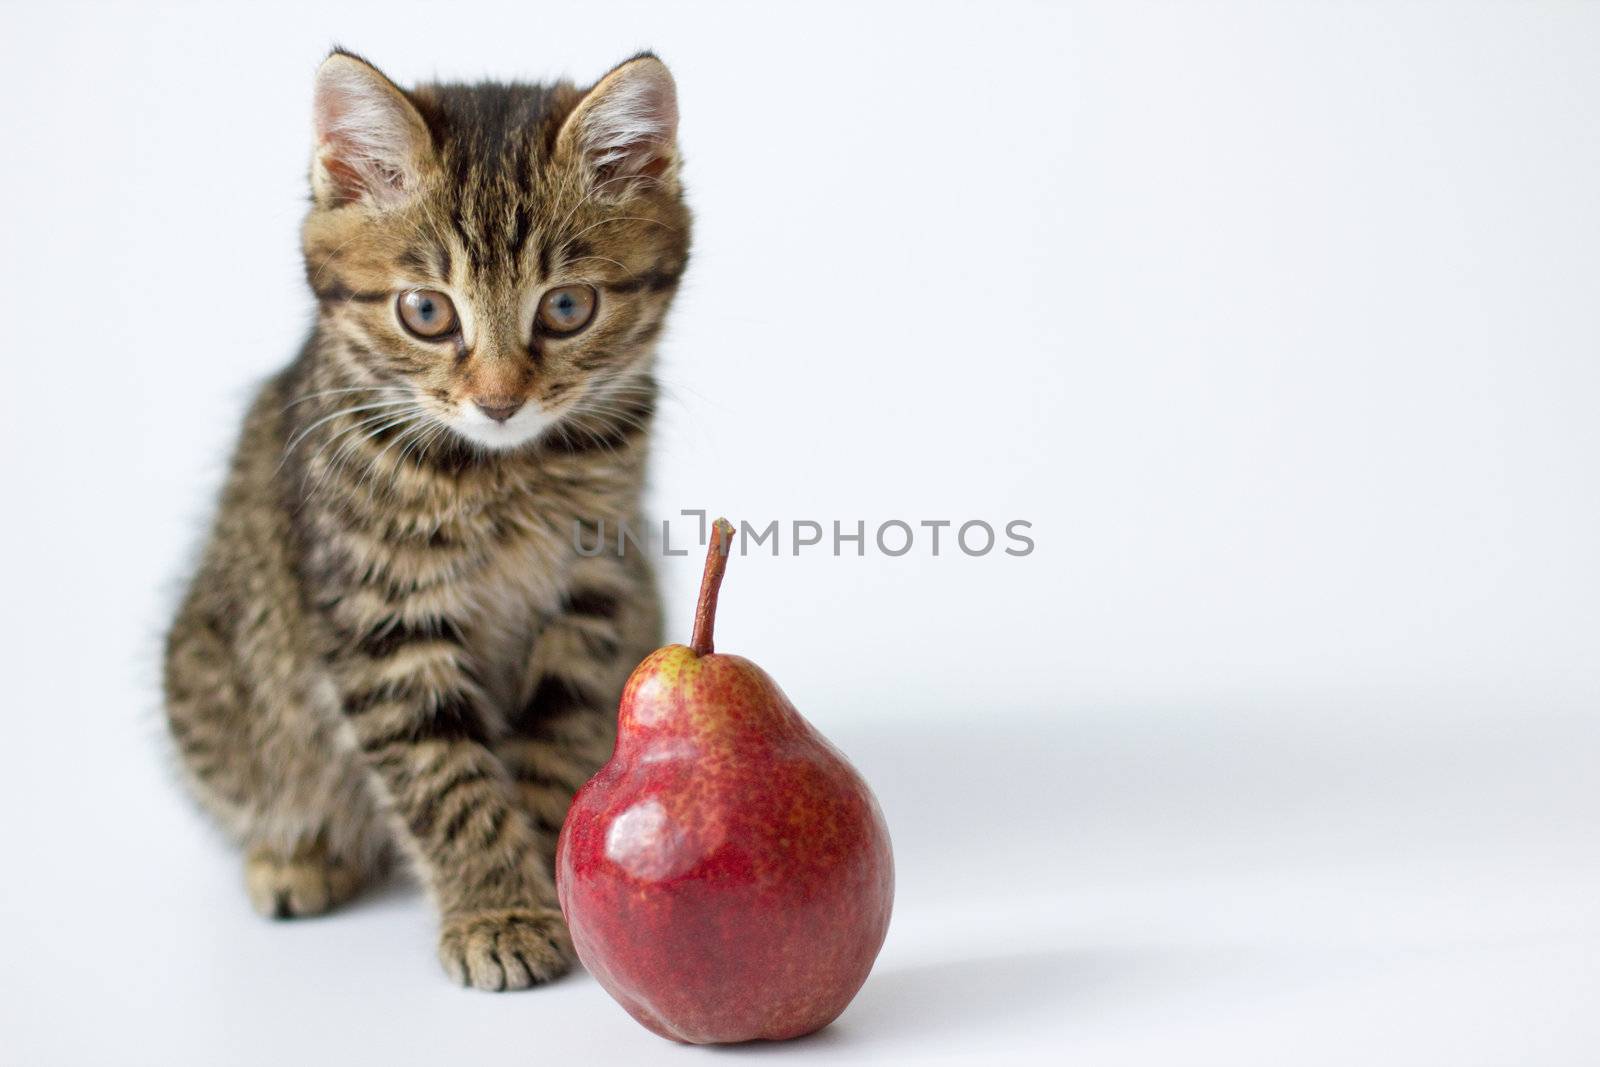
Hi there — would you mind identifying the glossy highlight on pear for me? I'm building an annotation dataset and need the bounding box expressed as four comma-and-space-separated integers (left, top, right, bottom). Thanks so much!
557, 518, 895, 1044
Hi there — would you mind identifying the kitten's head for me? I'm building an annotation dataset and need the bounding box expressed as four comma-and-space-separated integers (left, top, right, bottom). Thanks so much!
301, 49, 689, 451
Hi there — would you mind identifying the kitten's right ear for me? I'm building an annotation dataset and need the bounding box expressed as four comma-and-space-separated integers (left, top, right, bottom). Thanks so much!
557, 54, 679, 193
311, 51, 431, 209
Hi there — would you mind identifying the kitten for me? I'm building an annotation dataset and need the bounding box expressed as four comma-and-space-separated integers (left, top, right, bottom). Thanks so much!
163, 49, 690, 990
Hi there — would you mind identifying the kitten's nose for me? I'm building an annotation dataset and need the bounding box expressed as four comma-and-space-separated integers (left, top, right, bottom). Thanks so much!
474, 398, 524, 423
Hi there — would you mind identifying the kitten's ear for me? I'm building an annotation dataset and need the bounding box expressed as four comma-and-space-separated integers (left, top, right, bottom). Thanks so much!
558, 54, 679, 191
310, 51, 432, 208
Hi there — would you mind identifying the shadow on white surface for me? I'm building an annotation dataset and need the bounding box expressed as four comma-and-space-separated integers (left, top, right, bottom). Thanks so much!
843, 949, 1077, 1041
692, 949, 1081, 1057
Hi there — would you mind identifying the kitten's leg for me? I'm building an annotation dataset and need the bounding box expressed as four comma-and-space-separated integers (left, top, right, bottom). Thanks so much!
324, 604, 574, 990
165, 597, 255, 834
166, 593, 381, 919
499, 554, 662, 865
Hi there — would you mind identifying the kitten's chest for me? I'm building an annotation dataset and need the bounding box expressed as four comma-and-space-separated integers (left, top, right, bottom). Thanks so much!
459, 522, 573, 709
379, 459, 640, 712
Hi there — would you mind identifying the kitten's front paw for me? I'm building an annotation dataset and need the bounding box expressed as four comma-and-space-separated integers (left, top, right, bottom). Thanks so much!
438, 906, 574, 991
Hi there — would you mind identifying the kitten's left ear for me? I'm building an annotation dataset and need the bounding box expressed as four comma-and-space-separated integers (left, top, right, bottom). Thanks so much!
558, 54, 679, 190
311, 50, 433, 208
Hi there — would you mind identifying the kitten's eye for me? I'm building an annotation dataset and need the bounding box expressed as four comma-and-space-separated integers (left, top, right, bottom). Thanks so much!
537, 285, 598, 335
397, 289, 459, 339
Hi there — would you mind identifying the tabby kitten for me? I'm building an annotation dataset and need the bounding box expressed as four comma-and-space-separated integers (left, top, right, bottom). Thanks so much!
163, 49, 690, 990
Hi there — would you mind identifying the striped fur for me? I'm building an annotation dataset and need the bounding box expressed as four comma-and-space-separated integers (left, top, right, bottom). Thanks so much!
164, 50, 688, 991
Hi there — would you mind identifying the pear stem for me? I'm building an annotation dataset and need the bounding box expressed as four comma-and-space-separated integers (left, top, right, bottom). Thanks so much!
690, 517, 736, 656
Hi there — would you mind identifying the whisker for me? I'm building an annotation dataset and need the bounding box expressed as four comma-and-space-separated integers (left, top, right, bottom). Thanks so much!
310, 409, 424, 500
298, 409, 418, 492
563, 254, 628, 272
562, 214, 680, 246
307, 231, 372, 290
359, 411, 434, 494
281, 399, 418, 459
282, 385, 400, 410
549, 172, 666, 247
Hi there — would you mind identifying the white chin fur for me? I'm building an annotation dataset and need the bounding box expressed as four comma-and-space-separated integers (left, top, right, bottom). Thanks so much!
446, 404, 555, 451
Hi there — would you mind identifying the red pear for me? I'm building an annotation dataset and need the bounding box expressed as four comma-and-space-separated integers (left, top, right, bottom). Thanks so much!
556, 518, 895, 1044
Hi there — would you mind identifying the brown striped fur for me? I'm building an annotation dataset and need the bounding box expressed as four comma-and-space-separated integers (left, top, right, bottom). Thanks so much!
164, 50, 689, 990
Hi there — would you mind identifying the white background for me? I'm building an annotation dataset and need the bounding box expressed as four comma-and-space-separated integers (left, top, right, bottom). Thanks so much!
3, 2, 1598, 1063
